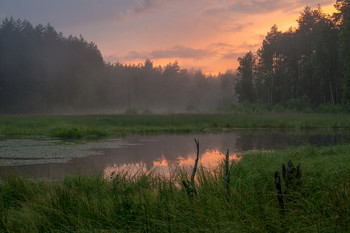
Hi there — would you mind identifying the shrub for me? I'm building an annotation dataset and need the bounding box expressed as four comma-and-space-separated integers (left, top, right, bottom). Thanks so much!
232, 101, 268, 114
316, 104, 343, 113
286, 95, 312, 112
50, 126, 83, 139
272, 104, 285, 112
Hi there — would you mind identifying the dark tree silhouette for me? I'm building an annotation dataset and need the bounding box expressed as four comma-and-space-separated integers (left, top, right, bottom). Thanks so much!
0, 18, 235, 114
234, 1, 350, 110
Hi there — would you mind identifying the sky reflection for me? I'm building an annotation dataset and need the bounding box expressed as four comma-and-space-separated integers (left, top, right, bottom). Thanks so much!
1, 131, 349, 179
104, 149, 241, 180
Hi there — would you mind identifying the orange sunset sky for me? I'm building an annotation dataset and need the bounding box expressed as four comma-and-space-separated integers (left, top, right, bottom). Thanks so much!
1, 0, 337, 74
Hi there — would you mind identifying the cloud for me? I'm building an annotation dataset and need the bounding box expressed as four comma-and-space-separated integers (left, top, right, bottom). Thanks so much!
210, 41, 259, 50
113, 0, 177, 23
204, 7, 227, 17
255, 34, 266, 41
115, 0, 161, 23
228, 0, 334, 15
210, 41, 260, 60
105, 41, 262, 65
209, 42, 235, 49
221, 52, 246, 60
133, 0, 161, 14
150, 45, 215, 59
228, 22, 254, 32
0, 13, 6, 20
112, 45, 216, 62
229, 0, 287, 14
121, 51, 148, 60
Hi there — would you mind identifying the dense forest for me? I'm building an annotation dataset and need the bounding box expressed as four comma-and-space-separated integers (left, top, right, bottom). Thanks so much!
235, 0, 350, 111
0, 18, 234, 114
0, 0, 349, 114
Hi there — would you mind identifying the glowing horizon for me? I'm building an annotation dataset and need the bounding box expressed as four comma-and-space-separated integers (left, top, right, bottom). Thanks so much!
100, 2, 337, 75
1, 0, 337, 75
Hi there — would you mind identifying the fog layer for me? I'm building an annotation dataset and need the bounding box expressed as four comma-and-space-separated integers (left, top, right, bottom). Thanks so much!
0, 18, 236, 114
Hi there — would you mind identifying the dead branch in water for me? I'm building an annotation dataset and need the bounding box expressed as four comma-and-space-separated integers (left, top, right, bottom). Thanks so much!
191, 138, 200, 188
224, 149, 230, 201
183, 138, 200, 199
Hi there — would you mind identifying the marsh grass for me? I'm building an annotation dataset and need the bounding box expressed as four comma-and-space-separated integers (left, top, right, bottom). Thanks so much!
1, 113, 350, 139
1, 144, 350, 232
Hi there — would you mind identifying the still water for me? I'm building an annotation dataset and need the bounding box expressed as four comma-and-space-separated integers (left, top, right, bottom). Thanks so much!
1, 129, 349, 179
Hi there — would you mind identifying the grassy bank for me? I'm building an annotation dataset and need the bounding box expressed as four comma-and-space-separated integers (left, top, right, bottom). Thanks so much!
1, 113, 350, 139
1, 144, 349, 232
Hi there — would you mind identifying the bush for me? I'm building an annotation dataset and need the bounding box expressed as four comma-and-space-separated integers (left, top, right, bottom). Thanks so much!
272, 104, 285, 112
49, 126, 107, 139
316, 104, 344, 113
233, 101, 268, 114
142, 108, 153, 114
125, 107, 138, 115
50, 126, 84, 139
286, 95, 312, 112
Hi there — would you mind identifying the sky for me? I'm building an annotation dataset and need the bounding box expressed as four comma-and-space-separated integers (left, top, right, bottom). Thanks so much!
0, 0, 337, 74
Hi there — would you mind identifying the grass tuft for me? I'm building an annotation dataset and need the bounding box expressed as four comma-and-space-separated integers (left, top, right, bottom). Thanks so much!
1, 144, 350, 232
49, 125, 108, 139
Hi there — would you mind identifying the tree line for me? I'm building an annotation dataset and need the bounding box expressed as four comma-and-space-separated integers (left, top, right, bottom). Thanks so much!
1, 0, 349, 114
0, 17, 234, 114
235, 0, 350, 111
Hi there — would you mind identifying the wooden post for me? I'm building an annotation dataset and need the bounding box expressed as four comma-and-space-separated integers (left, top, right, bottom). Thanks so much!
275, 160, 301, 219
283, 160, 301, 194
224, 149, 230, 201
274, 171, 285, 216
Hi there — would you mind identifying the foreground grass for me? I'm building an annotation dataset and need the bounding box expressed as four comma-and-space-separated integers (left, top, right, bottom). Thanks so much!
0, 113, 350, 139
1, 144, 350, 232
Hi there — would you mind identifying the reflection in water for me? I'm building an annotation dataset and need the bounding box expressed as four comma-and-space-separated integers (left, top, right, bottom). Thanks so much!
104, 149, 242, 180
104, 162, 148, 180
1, 130, 350, 179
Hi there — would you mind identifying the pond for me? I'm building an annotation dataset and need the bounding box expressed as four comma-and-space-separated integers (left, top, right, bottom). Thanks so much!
1, 129, 350, 179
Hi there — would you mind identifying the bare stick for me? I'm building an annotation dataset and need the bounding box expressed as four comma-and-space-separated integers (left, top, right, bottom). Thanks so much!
224, 149, 230, 201
274, 171, 285, 217
191, 138, 200, 188
182, 139, 200, 199
182, 180, 194, 198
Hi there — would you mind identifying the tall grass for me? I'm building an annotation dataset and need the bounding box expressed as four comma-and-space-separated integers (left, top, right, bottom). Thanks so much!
1, 144, 350, 232
1, 113, 350, 139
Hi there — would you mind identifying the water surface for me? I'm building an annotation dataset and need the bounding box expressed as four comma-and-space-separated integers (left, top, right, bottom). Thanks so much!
1, 129, 349, 179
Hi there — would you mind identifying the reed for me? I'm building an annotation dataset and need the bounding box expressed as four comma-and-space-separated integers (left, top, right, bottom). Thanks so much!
1, 144, 350, 232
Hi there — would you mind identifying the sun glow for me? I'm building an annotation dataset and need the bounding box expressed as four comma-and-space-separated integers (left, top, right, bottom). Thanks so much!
102, 2, 338, 75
